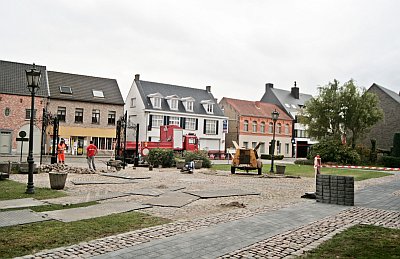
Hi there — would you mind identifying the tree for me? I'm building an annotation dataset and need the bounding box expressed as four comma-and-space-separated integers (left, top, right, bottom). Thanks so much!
299, 79, 383, 148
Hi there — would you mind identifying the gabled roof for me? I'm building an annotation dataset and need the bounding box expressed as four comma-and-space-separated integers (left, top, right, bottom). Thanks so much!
370, 83, 400, 104
48, 71, 124, 105
136, 79, 225, 116
0, 60, 49, 97
220, 97, 292, 120
261, 88, 313, 113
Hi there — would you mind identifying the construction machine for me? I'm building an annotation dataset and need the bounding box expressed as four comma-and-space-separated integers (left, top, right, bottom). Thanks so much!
231, 141, 263, 175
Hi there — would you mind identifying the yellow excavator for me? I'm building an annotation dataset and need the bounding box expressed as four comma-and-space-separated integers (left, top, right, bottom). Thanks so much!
231, 141, 263, 175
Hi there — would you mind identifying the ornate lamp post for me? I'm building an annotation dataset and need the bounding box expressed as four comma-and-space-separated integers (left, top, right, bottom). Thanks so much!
269, 109, 279, 173
25, 64, 42, 194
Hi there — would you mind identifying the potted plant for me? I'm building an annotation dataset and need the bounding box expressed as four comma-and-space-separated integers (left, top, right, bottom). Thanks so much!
175, 158, 185, 169
275, 165, 286, 174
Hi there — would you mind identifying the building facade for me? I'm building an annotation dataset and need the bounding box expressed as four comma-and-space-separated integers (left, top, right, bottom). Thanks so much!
260, 82, 314, 158
46, 71, 124, 154
125, 74, 228, 157
363, 83, 400, 150
219, 98, 293, 157
0, 60, 49, 155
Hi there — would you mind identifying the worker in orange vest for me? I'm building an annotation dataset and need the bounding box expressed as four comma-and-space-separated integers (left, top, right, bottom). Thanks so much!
57, 140, 66, 164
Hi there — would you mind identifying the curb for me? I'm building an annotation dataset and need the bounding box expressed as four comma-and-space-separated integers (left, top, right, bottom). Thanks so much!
322, 164, 400, 171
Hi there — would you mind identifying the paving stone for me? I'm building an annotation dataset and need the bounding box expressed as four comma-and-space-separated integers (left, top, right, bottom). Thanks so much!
143, 192, 199, 207
126, 187, 185, 196
183, 189, 260, 198
99, 173, 151, 180
0, 198, 48, 210
43, 191, 131, 205
41, 202, 151, 222
0, 209, 51, 227
71, 179, 137, 185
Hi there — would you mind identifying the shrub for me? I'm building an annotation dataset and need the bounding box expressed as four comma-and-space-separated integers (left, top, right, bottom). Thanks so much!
294, 159, 314, 165
308, 137, 360, 165
147, 148, 175, 168
381, 156, 400, 168
392, 133, 400, 157
183, 150, 212, 168
260, 154, 284, 160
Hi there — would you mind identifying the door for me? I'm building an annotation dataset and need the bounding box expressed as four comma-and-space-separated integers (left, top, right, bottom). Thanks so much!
0, 131, 12, 154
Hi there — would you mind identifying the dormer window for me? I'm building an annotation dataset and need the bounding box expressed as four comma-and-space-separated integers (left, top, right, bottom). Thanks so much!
182, 97, 195, 112
148, 93, 164, 109
60, 86, 72, 94
201, 100, 214, 114
92, 90, 104, 98
165, 95, 180, 110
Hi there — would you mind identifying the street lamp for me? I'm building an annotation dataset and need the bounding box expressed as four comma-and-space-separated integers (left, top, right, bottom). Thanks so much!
269, 109, 279, 173
25, 64, 42, 194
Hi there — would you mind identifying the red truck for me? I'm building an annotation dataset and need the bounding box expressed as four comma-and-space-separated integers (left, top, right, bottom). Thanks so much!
124, 125, 198, 163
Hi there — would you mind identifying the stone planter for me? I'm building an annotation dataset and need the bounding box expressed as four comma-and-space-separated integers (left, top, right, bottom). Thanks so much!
194, 160, 203, 169
49, 171, 68, 190
275, 165, 286, 174
176, 160, 185, 169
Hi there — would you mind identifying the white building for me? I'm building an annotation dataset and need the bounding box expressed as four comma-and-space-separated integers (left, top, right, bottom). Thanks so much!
125, 74, 228, 157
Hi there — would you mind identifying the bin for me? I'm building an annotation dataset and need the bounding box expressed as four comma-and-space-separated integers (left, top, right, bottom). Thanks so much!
275, 165, 286, 174
49, 171, 68, 190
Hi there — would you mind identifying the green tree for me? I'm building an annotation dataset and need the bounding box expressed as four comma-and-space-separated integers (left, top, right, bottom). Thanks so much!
299, 79, 383, 148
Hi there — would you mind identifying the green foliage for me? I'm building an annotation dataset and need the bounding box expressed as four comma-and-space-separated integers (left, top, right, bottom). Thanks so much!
308, 137, 360, 165
294, 159, 314, 165
392, 132, 400, 157
183, 150, 211, 168
381, 156, 400, 168
299, 79, 383, 147
147, 148, 175, 168
260, 154, 284, 160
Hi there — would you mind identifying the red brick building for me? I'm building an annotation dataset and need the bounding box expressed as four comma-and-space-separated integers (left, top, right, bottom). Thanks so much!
219, 97, 293, 157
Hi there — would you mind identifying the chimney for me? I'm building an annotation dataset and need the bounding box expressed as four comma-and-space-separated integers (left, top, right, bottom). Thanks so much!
265, 83, 273, 92
206, 85, 211, 93
135, 74, 140, 81
291, 81, 299, 99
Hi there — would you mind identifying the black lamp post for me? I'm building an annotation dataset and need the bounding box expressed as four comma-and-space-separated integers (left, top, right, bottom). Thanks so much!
25, 64, 42, 194
269, 109, 279, 173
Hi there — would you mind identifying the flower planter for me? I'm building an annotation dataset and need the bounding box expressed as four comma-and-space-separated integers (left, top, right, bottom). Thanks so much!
49, 171, 68, 190
176, 161, 185, 169
194, 160, 203, 169
275, 165, 286, 174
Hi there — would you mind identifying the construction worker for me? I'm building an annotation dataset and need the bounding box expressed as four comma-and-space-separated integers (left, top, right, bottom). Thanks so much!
57, 139, 66, 164
86, 140, 98, 171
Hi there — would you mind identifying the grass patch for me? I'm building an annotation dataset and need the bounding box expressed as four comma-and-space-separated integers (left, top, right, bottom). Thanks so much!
0, 211, 171, 258
0, 179, 67, 200
212, 164, 391, 181
301, 224, 400, 259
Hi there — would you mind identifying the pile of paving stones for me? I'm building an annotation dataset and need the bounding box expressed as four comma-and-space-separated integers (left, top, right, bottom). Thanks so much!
40, 164, 97, 174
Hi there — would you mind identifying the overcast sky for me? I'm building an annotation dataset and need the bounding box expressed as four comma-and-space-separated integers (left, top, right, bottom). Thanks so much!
2, 0, 400, 101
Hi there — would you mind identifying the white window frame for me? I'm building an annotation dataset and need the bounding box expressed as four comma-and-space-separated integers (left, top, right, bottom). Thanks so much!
153, 97, 161, 108
152, 115, 163, 128
244, 120, 249, 132
92, 90, 104, 98
205, 120, 217, 134
169, 99, 178, 110
169, 116, 180, 126
186, 101, 194, 111
206, 104, 213, 113
260, 122, 265, 133
130, 98, 136, 108
185, 118, 196, 130
252, 121, 257, 133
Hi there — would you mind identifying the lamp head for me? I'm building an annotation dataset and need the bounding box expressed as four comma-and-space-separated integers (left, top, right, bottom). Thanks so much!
271, 109, 279, 122
26, 63, 41, 94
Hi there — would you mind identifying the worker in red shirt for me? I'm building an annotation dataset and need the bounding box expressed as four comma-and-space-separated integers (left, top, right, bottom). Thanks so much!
57, 140, 66, 164
86, 140, 98, 171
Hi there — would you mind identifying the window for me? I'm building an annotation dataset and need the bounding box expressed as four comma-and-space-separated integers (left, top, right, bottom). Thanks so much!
152, 115, 163, 128
260, 122, 265, 133
243, 142, 248, 149
259, 142, 265, 154
170, 99, 178, 110
268, 122, 273, 133
108, 111, 116, 125
243, 120, 249, 132
57, 107, 66, 122
153, 97, 161, 108
92, 109, 100, 124
252, 121, 257, 133
277, 141, 281, 154
277, 123, 282, 134
185, 118, 196, 130
92, 90, 104, 98
206, 104, 213, 113
205, 120, 217, 134
285, 143, 290, 154
170, 116, 180, 126
285, 124, 290, 134
25, 109, 36, 120
75, 108, 83, 123
285, 103, 290, 108
4, 107, 10, 116
130, 98, 136, 108
59, 86, 72, 94
252, 142, 257, 149
186, 101, 194, 111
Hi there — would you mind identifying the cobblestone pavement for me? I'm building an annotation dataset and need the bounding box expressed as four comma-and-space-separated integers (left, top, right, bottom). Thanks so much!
16, 174, 400, 259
